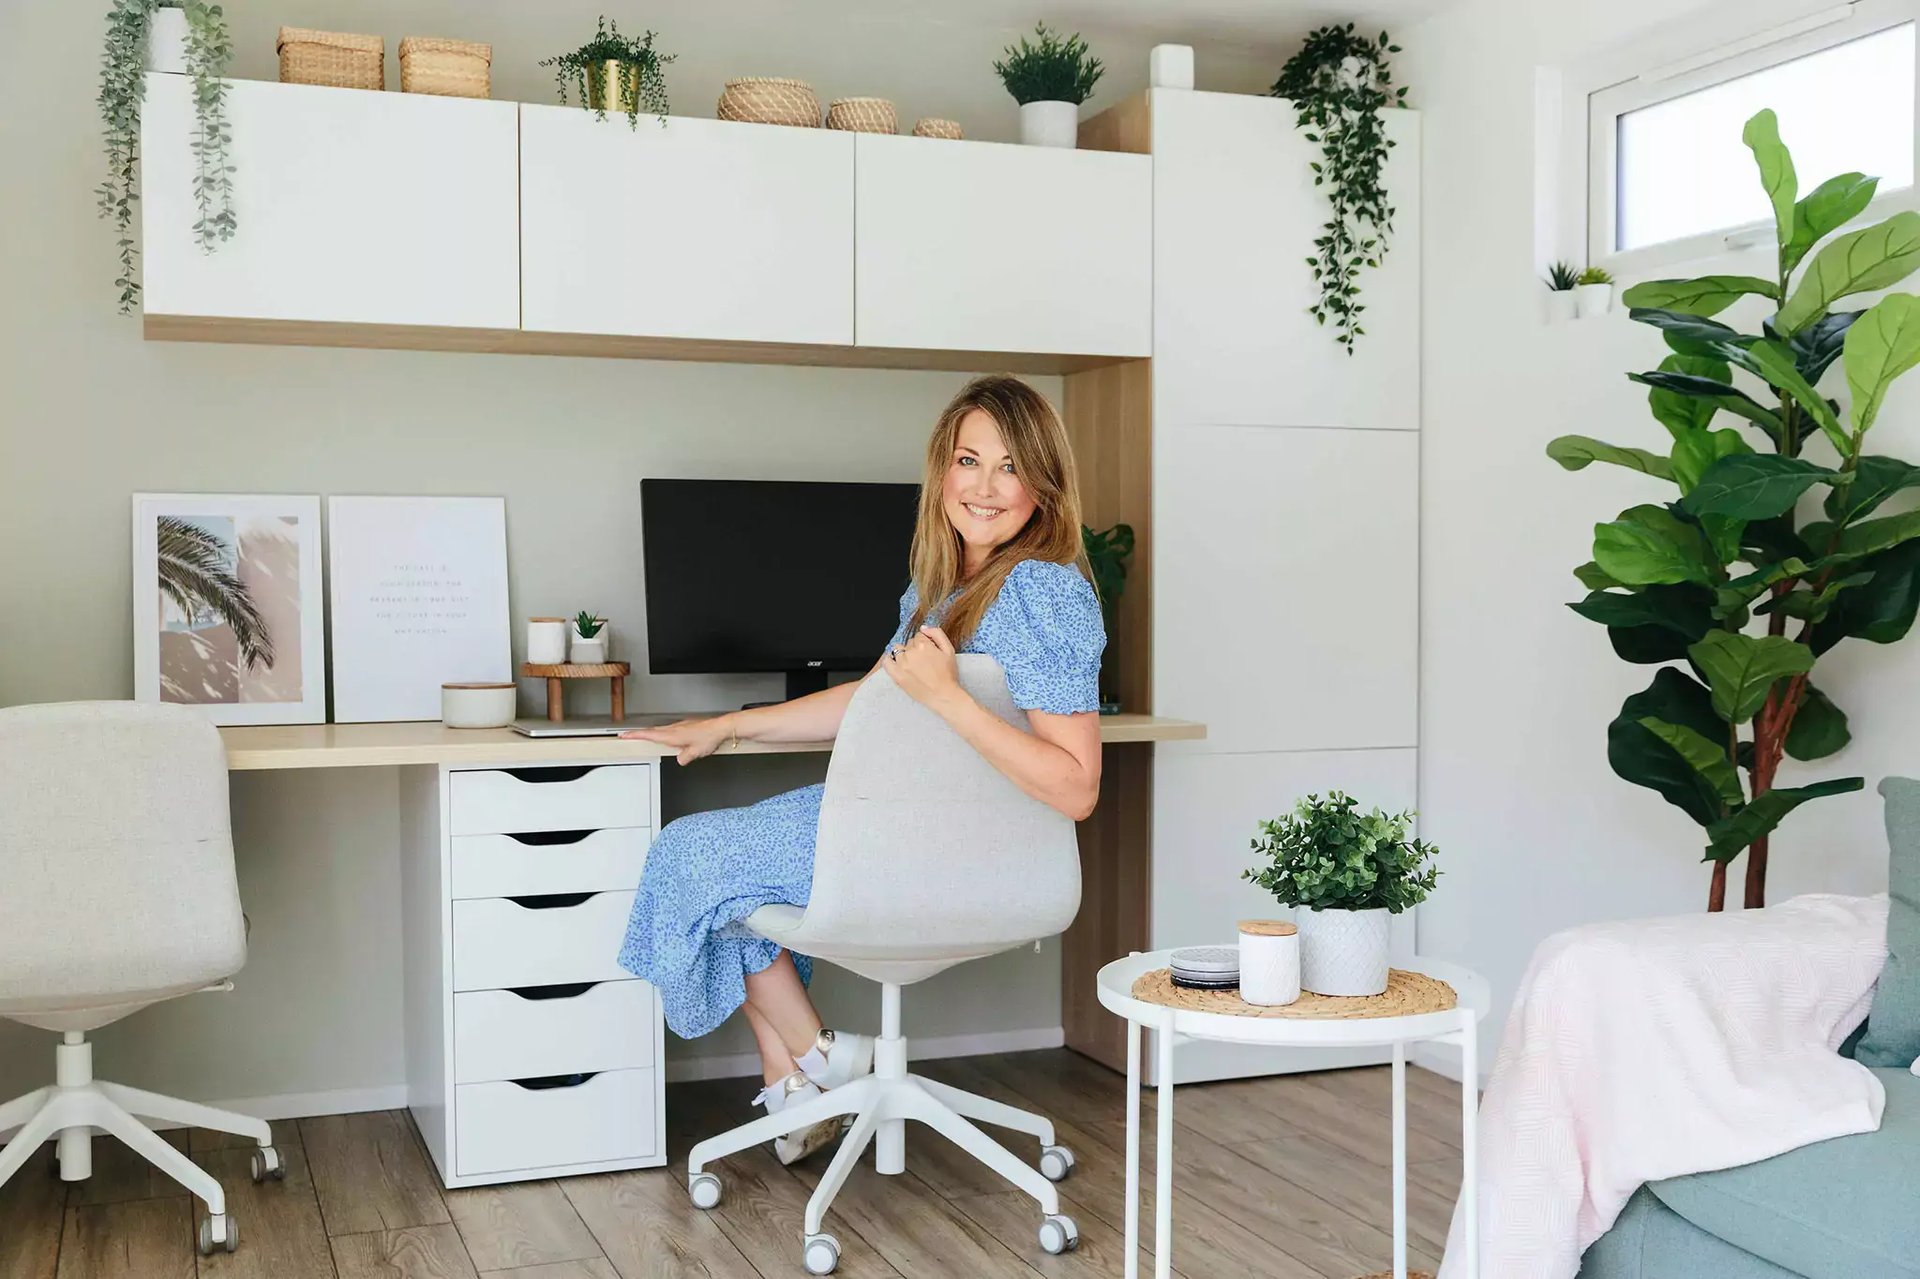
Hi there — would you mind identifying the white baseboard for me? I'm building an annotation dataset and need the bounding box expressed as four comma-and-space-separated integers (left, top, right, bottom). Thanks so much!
664, 1024, 1066, 1084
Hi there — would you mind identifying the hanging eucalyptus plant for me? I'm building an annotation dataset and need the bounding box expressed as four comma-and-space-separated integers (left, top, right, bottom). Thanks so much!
1271, 24, 1406, 353
1550, 108, 1920, 912
99, 0, 236, 314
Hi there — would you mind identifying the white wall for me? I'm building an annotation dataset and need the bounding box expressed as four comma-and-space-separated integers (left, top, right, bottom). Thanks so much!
0, 1, 1283, 1109
1404, 0, 1920, 1070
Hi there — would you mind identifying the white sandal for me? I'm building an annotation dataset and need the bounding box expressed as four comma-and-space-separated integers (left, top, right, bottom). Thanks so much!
797, 1027, 875, 1091
754, 1070, 842, 1166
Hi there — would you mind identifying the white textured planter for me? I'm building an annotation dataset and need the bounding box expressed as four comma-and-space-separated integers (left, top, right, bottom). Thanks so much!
146, 7, 190, 74
1296, 906, 1390, 996
527, 618, 568, 666
1020, 100, 1079, 148
1574, 282, 1614, 319
1545, 289, 1578, 324
569, 635, 607, 664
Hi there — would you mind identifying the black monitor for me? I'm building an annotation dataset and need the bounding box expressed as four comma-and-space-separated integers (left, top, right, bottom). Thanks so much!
640, 478, 920, 701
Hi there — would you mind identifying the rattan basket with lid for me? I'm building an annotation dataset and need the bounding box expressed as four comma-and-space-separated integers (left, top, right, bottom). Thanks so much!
398, 36, 491, 99
826, 97, 897, 134
277, 27, 384, 91
716, 77, 820, 127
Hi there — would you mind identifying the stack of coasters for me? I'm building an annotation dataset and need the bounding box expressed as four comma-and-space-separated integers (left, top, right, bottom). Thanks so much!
1168, 946, 1239, 990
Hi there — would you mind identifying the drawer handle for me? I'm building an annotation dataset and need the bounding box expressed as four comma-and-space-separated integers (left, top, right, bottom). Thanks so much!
506, 892, 597, 910
505, 829, 595, 846
511, 1072, 599, 1091
508, 982, 598, 1001
502, 765, 597, 784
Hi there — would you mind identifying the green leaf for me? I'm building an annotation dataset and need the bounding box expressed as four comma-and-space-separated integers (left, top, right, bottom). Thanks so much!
1785, 172, 1879, 274
1703, 778, 1864, 862
1700, 513, 1747, 568
1844, 294, 1920, 435
1785, 309, 1862, 383
1645, 354, 1734, 438
1547, 435, 1674, 480
1630, 308, 1750, 359
1825, 455, 1920, 522
1687, 630, 1815, 723
1743, 515, 1815, 564
1610, 621, 1700, 664
1784, 685, 1850, 762
1569, 584, 1715, 637
1777, 211, 1920, 335
1629, 371, 1787, 449
1836, 508, 1920, 559
1608, 668, 1728, 828
1593, 505, 1715, 586
1683, 454, 1840, 520
1671, 428, 1753, 494
1757, 570, 1874, 623
1812, 539, 1920, 653
1621, 276, 1779, 316
1575, 561, 1625, 590
1733, 339, 1850, 454
1639, 717, 1744, 806
1713, 557, 1812, 619
1742, 109, 1797, 249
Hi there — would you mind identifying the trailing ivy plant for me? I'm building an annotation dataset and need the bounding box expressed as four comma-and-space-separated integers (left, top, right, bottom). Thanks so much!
98, 0, 236, 314
992, 23, 1103, 106
1271, 24, 1407, 353
539, 16, 674, 129
1550, 107, 1920, 912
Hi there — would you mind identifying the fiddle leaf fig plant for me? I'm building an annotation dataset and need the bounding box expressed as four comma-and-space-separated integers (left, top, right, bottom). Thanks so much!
1549, 107, 1920, 911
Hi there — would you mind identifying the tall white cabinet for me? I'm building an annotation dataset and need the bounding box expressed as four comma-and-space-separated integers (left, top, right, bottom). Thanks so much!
1149, 90, 1422, 1083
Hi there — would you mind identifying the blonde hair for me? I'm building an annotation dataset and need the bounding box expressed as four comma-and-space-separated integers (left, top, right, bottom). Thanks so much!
904, 375, 1088, 648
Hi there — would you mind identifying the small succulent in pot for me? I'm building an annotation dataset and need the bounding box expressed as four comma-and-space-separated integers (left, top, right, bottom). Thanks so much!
572, 610, 606, 640
1544, 261, 1580, 291
539, 15, 674, 128
1576, 266, 1614, 286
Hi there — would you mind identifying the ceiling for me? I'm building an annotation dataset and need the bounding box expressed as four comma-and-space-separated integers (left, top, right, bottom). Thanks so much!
848, 0, 1464, 49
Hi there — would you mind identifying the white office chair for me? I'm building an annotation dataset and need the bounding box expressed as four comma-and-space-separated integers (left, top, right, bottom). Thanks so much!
0, 701, 285, 1255
686, 655, 1085, 1275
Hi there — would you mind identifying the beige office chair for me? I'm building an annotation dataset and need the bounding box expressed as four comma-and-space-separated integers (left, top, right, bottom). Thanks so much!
686, 655, 1085, 1275
0, 702, 285, 1255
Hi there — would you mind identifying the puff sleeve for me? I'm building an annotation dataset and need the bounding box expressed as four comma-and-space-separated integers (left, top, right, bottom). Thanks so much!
996, 560, 1106, 714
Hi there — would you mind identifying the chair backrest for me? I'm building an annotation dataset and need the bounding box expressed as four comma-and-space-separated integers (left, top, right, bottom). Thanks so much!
789, 655, 1081, 960
0, 702, 246, 1013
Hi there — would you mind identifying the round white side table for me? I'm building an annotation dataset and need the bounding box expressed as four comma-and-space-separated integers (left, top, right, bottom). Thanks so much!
1096, 951, 1489, 1279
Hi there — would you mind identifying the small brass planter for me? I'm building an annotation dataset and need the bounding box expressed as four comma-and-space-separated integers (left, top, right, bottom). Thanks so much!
585, 59, 644, 115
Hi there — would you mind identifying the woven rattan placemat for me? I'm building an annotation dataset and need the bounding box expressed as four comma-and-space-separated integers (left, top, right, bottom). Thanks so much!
1129, 967, 1456, 1019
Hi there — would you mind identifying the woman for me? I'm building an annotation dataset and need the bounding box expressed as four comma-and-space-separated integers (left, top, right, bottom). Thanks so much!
616, 374, 1105, 1163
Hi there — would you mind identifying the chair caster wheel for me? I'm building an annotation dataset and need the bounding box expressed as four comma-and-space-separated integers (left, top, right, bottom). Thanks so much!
689, 1172, 722, 1210
1039, 1214, 1079, 1255
250, 1146, 285, 1183
198, 1212, 239, 1255
803, 1231, 840, 1274
1038, 1143, 1075, 1182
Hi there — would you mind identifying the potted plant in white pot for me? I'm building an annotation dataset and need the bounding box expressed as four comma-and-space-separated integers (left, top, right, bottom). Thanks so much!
1243, 791, 1438, 996
1573, 265, 1615, 318
1543, 260, 1579, 323
993, 23, 1103, 148
569, 610, 609, 663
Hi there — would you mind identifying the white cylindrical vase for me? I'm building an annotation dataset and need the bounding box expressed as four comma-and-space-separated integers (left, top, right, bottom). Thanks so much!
1574, 282, 1614, 319
1020, 100, 1080, 148
527, 617, 568, 665
1296, 906, 1390, 996
146, 6, 191, 74
1237, 920, 1300, 1006
1545, 290, 1578, 324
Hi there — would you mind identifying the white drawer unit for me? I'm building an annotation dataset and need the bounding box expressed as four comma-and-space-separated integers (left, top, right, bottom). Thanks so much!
401, 758, 666, 1188
450, 764, 651, 836
455, 1069, 660, 1177
451, 827, 649, 899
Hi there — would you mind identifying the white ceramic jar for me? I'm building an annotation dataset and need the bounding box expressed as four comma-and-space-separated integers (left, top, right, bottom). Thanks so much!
1296, 906, 1391, 996
441, 682, 516, 729
527, 617, 568, 665
1237, 919, 1300, 1006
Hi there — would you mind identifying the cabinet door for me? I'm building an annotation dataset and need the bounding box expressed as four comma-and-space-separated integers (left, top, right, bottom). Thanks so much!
1153, 89, 1420, 430
854, 135, 1150, 357
140, 76, 518, 328
521, 108, 853, 345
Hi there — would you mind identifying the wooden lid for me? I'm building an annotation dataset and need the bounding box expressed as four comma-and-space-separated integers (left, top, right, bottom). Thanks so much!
1237, 919, 1297, 937
398, 35, 492, 63
442, 681, 513, 690
278, 27, 383, 53
528, 616, 566, 623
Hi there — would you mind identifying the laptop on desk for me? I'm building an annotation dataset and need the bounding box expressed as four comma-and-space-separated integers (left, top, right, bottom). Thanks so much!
511, 713, 685, 738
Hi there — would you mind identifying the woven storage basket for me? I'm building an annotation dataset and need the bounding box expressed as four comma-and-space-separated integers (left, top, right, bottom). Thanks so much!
912, 117, 963, 140
278, 27, 383, 91
716, 77, 820, 127
827, 97, 897, 134
398, 36, 491, 99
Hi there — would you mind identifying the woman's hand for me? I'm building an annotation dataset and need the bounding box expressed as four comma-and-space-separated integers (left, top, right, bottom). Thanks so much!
883, 625, 965, 712
619, 715, 736, 766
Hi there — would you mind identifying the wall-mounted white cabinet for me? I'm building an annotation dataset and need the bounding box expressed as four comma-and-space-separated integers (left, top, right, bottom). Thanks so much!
140, 75, 519, 328
520, 109, 855, 345
853, 135, 1151, 357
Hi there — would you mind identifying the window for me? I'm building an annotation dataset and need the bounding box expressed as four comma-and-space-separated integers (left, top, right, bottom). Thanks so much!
1586, 5, 1918, 266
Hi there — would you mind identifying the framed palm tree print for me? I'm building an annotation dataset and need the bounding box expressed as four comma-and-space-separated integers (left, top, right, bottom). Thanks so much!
131, 493, 326, 725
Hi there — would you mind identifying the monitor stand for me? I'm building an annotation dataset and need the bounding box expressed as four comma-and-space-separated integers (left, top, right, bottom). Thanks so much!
742, 668, 833, 710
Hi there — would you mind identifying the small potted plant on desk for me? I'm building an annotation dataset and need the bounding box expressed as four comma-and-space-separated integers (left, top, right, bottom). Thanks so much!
569, 610, 609, 663
539, 15, 674, 128
994, 22, 1103, 148
1243, 791, 1438, 996
1543, 260, 1579, 323
1082, 521, 1135, 715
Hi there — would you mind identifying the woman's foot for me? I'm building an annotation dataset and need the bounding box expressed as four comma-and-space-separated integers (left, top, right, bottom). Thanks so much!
796, 1028, 875, 1090
754, 1071, 842, 1166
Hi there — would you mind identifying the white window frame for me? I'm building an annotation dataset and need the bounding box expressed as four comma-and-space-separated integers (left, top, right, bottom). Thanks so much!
1578, 0, 1919, 276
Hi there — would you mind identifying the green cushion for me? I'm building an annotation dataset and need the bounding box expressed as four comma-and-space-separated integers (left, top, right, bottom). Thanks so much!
1580, 1187, 1799, 1279
1648, 1066, 1920, 1279
1859, 777, 1920, 1068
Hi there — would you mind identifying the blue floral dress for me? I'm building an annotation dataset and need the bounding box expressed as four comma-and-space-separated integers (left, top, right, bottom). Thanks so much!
617, 558, 1107, 1038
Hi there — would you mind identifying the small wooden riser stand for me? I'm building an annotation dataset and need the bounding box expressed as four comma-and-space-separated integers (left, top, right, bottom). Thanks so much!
522, 662, 630, 722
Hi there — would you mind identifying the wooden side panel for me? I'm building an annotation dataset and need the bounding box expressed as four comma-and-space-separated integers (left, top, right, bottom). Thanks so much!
1079, 93, 1152, 155
1063, 359, 1152, 716
1062, 742, 1153, 1071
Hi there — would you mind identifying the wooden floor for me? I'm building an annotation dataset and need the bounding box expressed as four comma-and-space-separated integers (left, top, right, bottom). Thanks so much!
0, 1050, 1465, 1279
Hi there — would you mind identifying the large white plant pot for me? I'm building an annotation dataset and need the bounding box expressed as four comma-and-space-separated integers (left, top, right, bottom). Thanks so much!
1020, 100, 1080, 148
1296, 906, 1390, 996
146, 7, 190, 74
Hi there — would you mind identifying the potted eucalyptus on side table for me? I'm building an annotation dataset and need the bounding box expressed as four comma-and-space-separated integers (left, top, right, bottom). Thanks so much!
993, 23, 1103, 148
99, 0, 236, 314
1082, 521, 1135, 714
539, 16, 674, 129
1244, 791, 1438, 996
